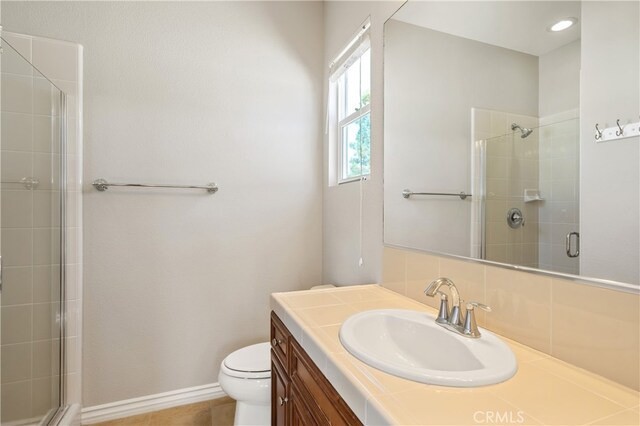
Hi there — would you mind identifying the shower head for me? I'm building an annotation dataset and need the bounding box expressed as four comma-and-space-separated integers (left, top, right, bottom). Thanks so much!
511, 123, 533, 138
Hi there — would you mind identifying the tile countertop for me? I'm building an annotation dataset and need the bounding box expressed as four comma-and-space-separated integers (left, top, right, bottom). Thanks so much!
271, 285, 640, 426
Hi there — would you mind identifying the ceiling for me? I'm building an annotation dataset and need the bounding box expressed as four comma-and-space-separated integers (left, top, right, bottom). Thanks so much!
391, 1, 581, 56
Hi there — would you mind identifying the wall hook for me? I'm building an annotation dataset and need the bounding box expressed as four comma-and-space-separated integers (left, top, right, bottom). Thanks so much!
595, 123, 603, 140
616, 119, 624, 136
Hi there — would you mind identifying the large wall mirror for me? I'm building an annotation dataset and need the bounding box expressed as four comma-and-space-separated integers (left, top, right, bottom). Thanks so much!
384, 1, 639, 287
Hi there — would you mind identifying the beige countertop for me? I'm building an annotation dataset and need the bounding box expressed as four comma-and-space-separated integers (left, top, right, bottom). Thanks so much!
271, 285, 640, 425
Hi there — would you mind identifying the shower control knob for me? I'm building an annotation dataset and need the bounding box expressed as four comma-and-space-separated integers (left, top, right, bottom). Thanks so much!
507, 208, 525, 229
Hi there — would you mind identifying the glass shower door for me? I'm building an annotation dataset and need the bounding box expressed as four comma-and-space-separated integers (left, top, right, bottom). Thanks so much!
1, 36, 66, 425
481, 116, 580, 275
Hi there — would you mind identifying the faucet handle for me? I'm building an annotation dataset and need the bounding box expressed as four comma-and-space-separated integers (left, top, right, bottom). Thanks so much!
462, 301, 491, 338
466, 301, 492, 312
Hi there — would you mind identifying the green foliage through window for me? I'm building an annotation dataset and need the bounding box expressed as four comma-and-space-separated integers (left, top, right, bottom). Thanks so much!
348, 112, 370, 177
337, 48, 371, 182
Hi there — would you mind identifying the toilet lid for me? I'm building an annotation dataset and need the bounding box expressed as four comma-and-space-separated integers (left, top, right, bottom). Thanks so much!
223, 342, 271, 377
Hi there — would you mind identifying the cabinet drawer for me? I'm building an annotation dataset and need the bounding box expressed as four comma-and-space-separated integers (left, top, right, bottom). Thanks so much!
271, 311, 291, 370
290, 339, 361, 426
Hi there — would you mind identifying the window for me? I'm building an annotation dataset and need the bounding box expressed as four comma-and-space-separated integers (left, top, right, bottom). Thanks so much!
329, 20, 371, 184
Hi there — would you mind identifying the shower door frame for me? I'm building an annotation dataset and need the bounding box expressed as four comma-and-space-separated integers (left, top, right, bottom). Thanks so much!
48, 91, 69, 426
0, 34, 70, 426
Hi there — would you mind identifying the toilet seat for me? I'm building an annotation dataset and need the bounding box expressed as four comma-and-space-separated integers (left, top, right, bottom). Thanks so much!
221, 342, 271, 379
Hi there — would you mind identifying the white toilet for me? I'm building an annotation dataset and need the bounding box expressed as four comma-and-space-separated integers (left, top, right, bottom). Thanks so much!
219, 286, 334, 425
218, 342, 271, 425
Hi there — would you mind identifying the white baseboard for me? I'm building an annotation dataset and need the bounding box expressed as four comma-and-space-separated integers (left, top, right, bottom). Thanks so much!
81, 383, 226, 424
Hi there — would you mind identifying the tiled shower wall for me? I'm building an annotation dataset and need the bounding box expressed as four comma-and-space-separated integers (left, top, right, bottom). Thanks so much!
472, 108, 539, 267
1, 31, 83, 420
382, 246, 639, 391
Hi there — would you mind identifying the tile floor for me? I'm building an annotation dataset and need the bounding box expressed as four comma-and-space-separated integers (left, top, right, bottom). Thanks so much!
90, 397, 236, 426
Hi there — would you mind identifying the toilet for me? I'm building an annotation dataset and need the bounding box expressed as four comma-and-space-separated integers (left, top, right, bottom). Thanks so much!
219, 286, 334, 425
218, 342, 271, 425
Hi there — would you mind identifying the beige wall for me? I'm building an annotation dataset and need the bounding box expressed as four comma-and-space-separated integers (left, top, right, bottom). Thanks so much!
382, 246, 639, 390
3, 1, 324, 407
580, 1, 639, 285
539, 40, 581, 118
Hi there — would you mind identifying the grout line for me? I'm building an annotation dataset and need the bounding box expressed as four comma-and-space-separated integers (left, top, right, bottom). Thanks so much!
292, 301, 346, 311
527, 361, 632, 409
585, 408, 637, 425
490, 392, 546, 425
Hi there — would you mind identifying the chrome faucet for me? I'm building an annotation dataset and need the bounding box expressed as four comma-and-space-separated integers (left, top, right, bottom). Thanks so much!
424, 277, 492, 338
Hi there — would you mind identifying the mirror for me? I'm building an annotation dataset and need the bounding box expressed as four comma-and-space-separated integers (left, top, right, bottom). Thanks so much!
384, 1, 639, 286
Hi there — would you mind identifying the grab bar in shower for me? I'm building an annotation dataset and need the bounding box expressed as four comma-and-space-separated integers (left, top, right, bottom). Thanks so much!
92, 179, 219, 194
402, 189, 471, 200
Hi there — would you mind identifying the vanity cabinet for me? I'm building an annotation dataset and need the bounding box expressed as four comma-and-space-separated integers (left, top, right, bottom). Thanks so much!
270, 312, 362, 426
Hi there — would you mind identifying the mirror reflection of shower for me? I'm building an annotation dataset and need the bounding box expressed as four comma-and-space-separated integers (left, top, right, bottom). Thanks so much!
471, 108, 580, 275
511, 122, 533, 138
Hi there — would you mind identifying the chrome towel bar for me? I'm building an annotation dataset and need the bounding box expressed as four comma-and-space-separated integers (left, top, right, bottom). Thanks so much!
92, 179, 218, 194
402, 189, 471, 200
1, 177, 40, 189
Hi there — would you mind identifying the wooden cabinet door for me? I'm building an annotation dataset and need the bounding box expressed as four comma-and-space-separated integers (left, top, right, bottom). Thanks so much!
290, 381, 318, 426
271, 312, 361, 426
290, 340, 361, 426
272, 357, 289, 426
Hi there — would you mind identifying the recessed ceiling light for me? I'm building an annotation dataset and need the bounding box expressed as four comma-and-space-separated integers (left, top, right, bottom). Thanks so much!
548, 18, 578, 32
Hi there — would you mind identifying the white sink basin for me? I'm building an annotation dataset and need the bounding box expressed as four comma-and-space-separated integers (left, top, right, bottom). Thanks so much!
339, 309, 517, 387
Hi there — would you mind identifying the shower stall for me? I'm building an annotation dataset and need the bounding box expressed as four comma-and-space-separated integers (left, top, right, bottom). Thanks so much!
472, 108, 581, 276
0, 34, 70, 425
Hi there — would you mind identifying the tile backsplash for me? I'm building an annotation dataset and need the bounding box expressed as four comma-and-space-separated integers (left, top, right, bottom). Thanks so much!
382, 246, 640, 390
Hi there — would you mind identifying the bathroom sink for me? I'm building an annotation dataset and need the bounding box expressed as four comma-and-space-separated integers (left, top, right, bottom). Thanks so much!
339, 309, 517, 387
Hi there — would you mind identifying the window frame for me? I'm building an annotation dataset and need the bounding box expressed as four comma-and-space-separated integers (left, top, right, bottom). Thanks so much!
334, 48, 371, 185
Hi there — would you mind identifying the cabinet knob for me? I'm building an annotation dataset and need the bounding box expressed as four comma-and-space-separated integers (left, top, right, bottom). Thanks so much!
271, 338, 283, 347
278, 396, 288, 406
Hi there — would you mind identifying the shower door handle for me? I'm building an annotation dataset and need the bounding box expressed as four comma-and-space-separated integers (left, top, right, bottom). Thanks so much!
566, 232, 580, 258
